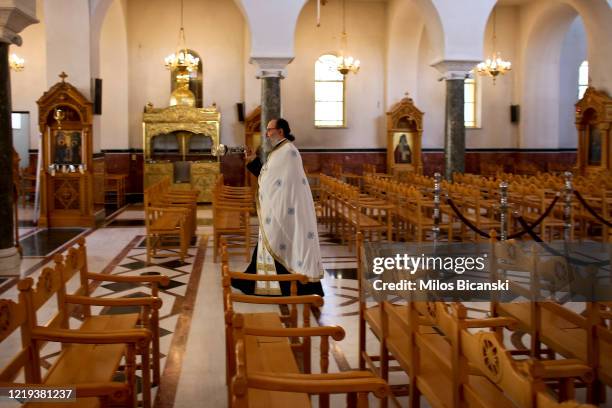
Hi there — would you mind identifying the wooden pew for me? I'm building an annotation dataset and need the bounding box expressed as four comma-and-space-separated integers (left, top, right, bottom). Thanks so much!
221, 242, 389, 407
213, 175, 253, 262
66, 237, 169, 386
231, 314, 388, 408
490, 237, 612, 403
144, 180, 190, 264
0, 261, 153, 407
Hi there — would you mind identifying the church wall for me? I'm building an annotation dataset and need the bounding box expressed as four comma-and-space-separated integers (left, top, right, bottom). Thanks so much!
385, 0, 423, 107
558, 17, 586, 149
125, 0, 245, 148
466, 6, 518, 149
515, 2, 587, 149
100, 0, 129, 151
417, 26, 445, 149
284, 0, 386, 149
44, 0, 91, 98
10, 0, 46, 150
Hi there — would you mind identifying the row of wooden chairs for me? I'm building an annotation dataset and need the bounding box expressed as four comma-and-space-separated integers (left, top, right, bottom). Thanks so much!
319, 174, 394, 250
356, 233, 606, 407
489, 236, 612, 403
144, 177, 198, 264
0, 238, 169, 407
212, 175, 255, 263
220, 241, 388, 407
365, 171, 610, 243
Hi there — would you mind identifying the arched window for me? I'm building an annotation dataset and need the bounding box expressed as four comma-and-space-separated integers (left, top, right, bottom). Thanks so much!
578, 60, 588, 100
315, 54, 345, 127
464, 73, 478, 128
171, 49, 203, 108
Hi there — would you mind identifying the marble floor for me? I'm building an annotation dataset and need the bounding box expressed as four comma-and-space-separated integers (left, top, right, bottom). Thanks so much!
0, 204, 392, 408
2, 204, 610, 408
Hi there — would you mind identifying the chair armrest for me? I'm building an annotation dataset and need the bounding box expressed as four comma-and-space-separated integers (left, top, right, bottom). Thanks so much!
243, 325, 345, 341
231, 293, 323, 307
64, 294, 162, 309
147, 206, 187, 215
242, 371, 388, 397
30, 327, 151, 344
228, 271, 309, 284
87, 272, 170, 286
464, 317, 517, 329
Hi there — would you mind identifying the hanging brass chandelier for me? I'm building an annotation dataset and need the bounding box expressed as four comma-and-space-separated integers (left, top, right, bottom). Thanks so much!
9, 53, 25, 71
164, 0, 199, 72
336, 0, 360, 76
477, 8, 511, 83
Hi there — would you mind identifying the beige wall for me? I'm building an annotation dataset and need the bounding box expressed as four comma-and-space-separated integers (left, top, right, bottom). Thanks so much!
100, 0, 129, 150
285, 0, 386, 148
10, 0, 46, 149
125, 0, 245, 148
8, 0, 595, 154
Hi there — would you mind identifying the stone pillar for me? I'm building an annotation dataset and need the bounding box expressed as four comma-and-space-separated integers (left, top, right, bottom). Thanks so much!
0, 2, 38, 275
433, 61, 478, 180
251, 57, 292, 161
261, 75, 281, 133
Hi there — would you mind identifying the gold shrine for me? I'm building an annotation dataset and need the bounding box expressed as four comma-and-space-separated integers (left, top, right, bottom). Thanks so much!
386, 96, 424, 176
143, 104, 220, 202
37, 73, 96, 227
143, 64, 220, 202
575, 87, 612, 175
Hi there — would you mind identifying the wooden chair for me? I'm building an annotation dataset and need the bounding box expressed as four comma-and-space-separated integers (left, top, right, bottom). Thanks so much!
144, 181, 190, 264
213, 175, 254, 262
67, 237, 169, 386
490, 237, 611, 403
0, 260, 154, 407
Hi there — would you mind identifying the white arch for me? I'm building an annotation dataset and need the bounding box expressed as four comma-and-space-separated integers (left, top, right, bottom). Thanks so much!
430, 0, 497, 62
235, 0, 308, 59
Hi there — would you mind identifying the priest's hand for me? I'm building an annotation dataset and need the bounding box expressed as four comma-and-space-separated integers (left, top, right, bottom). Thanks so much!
245, 147, 256, 163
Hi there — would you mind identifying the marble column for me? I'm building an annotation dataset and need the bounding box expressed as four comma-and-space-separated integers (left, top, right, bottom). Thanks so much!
433, 61, 478, 180
0, 3, 38, 275
251, 57, 292, 161
0, 42, 13, 250
444, 78, 465, 179
261, 75, 281, 134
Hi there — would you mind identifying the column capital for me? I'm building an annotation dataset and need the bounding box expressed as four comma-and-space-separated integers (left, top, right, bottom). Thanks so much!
0, 3, 38, 45
250, 57, 293, 79
431, 60, 479, 81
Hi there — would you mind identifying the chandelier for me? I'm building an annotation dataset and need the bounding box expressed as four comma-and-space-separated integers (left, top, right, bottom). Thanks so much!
476, 8, 511, 83
336, 0, 360, 76
9, 53, 25, 71
164, 0, 199, 72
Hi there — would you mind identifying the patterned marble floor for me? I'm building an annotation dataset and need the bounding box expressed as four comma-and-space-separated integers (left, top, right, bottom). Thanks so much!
0, 204, 386, 408
3, 204, 607, 407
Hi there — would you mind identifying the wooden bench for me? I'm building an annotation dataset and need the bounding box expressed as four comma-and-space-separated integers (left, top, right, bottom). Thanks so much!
490, 238, 612, 404
213, 175, 254, 262
0, 260, 156, 407
221, 243, 388, 407
144, 178, 194, 264
66, 238, 169, 386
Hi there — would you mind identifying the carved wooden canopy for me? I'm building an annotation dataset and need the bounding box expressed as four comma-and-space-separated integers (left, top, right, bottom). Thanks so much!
386, 97, 424, 131
37, 72, 93, 131
575, 87, 612, 128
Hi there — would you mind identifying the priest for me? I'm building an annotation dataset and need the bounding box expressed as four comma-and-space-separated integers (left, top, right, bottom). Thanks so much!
231, 118, 324, 296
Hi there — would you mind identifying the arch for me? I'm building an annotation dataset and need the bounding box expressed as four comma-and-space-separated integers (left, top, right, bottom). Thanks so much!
520, 2, 584, 148
89, 0, 120, 77
236, 0, 307, 58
